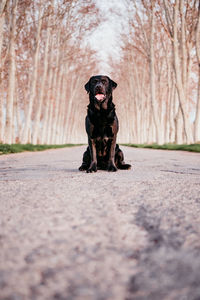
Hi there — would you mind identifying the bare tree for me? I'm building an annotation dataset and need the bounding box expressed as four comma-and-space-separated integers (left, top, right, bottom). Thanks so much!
21, 3, 43, 144
116, 0, 199, 144
0, 0, 7, 142
194, 1, 200, 142
5, 0, 18, 144
0, 0, 100, 144
172, 0, 194, 143
32, 9, 51, 144
149, 0, 164, 144
0, 0, 7, 63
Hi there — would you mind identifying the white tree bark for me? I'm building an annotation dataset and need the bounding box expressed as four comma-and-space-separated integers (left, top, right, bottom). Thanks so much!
55, 74, 65, 144
41, 37, 54, 144
150, 1, 164, 145
0, 0, 7, 61
50, 62, 63, 144
194, 2, 200, 142
0, 1, 7, 142
5, 0, 18, 144
127, 51, 138, 143
63, 73, 82, 143
175, 104, 184, 144
21, 6, 42, 144
40, 74, 52, 144
32, 14, 51, 144
46, 99, 54, 145
180, 0, 187, 92
58, 74, 68, 144
0, 0, 5, 142
173, 0, 194, 144
169, 81, 176, 143
0, 93, 3, 142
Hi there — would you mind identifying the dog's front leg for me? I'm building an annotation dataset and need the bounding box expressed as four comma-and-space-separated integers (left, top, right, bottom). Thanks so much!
108, 136, 117, 172
87, 138, 97, 173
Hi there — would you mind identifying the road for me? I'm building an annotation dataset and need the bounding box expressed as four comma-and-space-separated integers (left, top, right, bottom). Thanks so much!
0, 146, 200, 300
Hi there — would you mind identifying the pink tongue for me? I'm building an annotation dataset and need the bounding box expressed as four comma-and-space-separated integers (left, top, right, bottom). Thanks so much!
95, 94, 105, 101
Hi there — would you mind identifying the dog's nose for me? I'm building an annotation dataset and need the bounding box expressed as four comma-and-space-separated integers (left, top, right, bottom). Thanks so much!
96, 83, 103, 88
95, 83, 103, 92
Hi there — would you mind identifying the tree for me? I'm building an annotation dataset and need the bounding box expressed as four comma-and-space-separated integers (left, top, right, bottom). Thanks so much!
171, 0, 194, 143
0, 0, 7, 142
5, 0, 18, 144
0, 0, 100, 144
115, 0, 199, 144
194, 1, 200, 142
21, 3, 43, 144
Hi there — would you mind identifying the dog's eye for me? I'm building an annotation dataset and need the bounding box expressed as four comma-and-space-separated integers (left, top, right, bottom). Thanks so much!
92, 79, 98, 84
101, 80, 106, 84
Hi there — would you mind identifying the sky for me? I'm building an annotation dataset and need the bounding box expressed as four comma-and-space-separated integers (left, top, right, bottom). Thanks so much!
87, 0, 130, 75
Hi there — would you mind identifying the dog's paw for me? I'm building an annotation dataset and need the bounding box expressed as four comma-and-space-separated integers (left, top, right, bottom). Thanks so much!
118, 163, 132, 170
79, 164, 88, 171
107, 163, 117, 172
87, 162, 97, 173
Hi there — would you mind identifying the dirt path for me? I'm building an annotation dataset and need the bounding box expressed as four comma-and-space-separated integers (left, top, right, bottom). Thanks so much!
0, 146, 200, 300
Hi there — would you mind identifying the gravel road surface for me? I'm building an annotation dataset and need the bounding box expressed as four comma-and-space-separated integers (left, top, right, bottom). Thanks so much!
0, 146, 200, 300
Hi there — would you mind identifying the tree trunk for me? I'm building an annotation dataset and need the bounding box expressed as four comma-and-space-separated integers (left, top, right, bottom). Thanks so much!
127, 51, 139, 143
58, 74, 68, 144
63, 74, 82, 142
194, 2, 200, 142
55, 74, 65, 144
21, 6, 42, 144
40, 77, 51, 144
175, 105, 184, 144
41, 38, 54, 144
47, 30, 61, 144
0, 0, 7, 62
173, 0, 194, 144
5, 0, 18, 144
51, 63, 63, 144
0, 92, 3, 142
0, 0, 5, 142
180, 0, 187, 92
150, 1, 164, 145
169, 81, 176, 143
32, 15, 51, 144
46, 99, 54, 145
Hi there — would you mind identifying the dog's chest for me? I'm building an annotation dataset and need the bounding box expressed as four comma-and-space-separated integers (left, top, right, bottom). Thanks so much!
89, 109, 115, 140
93, 118, 114, 140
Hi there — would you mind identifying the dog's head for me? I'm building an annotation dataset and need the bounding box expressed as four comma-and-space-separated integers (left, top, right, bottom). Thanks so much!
85, 75, 117, 110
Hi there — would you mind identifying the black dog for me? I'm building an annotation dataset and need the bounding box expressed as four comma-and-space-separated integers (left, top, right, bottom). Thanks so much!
79, 75, 131, 173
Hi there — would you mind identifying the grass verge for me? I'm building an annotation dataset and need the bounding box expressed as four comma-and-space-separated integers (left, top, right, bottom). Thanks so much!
1, 143, 199, 155
122, 143, 200, 153
0, 144, 84, 155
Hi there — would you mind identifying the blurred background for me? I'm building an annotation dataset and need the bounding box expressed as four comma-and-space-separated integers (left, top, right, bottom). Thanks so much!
0, 0, 199, 145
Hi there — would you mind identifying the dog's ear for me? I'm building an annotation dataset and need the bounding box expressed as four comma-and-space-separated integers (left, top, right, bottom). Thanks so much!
84, 80, 90, 93
110, 79, 117, 90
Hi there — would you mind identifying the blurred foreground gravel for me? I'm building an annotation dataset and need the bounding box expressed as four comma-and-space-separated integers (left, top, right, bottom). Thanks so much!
0, 146, 200, 300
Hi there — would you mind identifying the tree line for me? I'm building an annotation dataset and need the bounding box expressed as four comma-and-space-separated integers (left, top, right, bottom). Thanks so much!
0, 0, 200, 145
115, 0, 200, 144
0, 0, 98, 144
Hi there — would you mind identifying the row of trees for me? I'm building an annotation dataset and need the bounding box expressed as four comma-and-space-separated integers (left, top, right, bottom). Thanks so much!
115, 0, 200, 144
0, 0, 98, 144
0, 0, 200, 145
